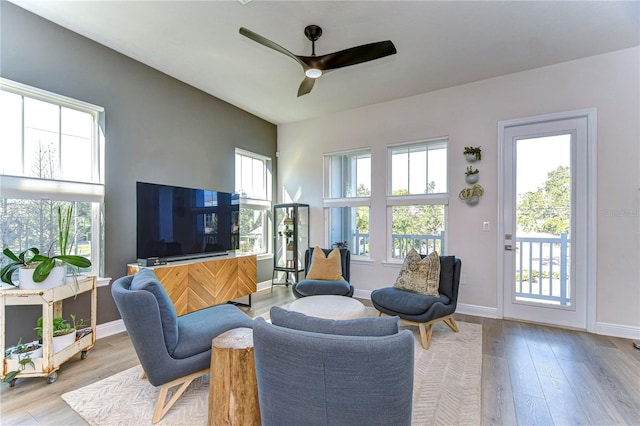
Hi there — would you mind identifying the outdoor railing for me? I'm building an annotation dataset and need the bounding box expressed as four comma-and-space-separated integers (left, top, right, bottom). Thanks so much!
515, 233, 570, 306
349, 231, 445, 258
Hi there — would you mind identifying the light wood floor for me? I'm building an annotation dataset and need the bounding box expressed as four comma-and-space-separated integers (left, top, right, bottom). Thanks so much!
1, 287, 638, 425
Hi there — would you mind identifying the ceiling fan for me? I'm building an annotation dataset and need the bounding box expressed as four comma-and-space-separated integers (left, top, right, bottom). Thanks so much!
239, 25, 397, 97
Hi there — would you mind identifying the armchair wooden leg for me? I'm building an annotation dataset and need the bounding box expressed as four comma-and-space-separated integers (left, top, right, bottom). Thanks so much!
152, 369, 208, 424
443, 316, 459, 333
418, 323, 434, 350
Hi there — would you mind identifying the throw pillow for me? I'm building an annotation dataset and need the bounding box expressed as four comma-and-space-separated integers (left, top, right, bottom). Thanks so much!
306, 246, 344, 280
424, 250, 441, 297
270, 306, 399, 336
393, 248, 429, 293
393, 249, 441, 296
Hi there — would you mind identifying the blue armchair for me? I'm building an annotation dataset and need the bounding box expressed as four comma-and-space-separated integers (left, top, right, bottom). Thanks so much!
111, 269, 253, 423
253, 307, 414, 425
292, 247, 354, 298
371, 256, 461, 349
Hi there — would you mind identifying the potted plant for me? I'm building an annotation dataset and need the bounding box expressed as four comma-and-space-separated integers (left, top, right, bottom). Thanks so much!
459, 184, 484, 205
465, 166, 480, 184
0, 206, 91, 288
3, 338, 42, 384
333, 241, 348, 249
35, 314, 87, 354
463, 146, 482, 162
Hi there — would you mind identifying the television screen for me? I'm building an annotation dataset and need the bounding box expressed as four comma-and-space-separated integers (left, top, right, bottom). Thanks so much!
136, 182, 239, 261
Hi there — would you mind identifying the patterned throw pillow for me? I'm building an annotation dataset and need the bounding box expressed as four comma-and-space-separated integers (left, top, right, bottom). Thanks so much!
424, 250, 441, 296
306, 246, 345, 280
394, 249, 441, 296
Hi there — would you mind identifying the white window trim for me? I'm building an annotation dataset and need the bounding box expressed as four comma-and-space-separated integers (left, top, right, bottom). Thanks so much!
386, 137, 448, 197
1, 78, 105, 277
385, 137, 449, 262
235, 149, 272, 256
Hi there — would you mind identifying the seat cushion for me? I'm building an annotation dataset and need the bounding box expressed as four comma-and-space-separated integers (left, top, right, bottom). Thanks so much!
172, 304, 254, 359
270, 306, 399, 336
371, 287, 450, 316
294, 279, 352, 297
306, 247, 345, 280
130, 268, 179, 353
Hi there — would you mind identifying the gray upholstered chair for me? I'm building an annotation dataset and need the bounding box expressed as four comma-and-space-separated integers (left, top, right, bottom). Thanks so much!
371, 256, 461, 349
291, 247, 354, 298
111, 269, 253, 424
253, 307, 414, 426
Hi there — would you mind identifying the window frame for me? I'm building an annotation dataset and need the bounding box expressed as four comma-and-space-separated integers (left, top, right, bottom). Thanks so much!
323, 148, 372, 257
0, 78, 105, 276
386, 138, 449, 262
234, 148, 272, 257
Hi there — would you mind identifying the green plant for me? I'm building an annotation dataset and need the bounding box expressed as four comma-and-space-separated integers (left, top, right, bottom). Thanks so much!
0, 206, 91, 286
34, 314, 86, 339
465, 166, 479, 176
333, 241, 349, 249
2, 338, 39, 384
0, 248, 46, 286
463, 146, 482, 160
458, 184, 484, 201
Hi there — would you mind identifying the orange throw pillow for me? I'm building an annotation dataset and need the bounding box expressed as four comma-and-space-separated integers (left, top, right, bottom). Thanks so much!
306, 247, 345, 281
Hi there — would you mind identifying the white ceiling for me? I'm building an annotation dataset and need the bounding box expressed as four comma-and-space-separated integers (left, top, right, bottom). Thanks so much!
11, 1, 640, 125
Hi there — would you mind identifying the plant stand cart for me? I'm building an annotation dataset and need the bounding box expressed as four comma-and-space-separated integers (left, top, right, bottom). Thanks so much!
0, 276, 97, 386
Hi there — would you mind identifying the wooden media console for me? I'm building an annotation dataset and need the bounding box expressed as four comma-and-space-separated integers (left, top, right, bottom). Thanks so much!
128, 254, 257, 315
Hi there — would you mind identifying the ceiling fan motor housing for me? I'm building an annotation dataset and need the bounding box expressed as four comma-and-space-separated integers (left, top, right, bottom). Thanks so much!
304, 25, 323, 42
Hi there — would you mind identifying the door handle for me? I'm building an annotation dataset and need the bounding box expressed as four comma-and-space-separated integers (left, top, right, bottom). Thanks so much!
504, 234, 513, 251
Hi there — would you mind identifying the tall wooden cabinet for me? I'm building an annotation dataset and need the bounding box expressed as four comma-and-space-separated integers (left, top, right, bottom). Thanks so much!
128, 254, 257, 315
272, 203, 309, 286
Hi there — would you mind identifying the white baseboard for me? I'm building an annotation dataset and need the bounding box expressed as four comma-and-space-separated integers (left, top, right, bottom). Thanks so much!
96, 319, 126, 339
354, 289, 372, 299
456, 303, 499, 319
596, 321, 640, 340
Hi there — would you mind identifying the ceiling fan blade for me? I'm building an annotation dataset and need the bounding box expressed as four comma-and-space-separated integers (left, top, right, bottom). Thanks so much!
297, 77, 315, 97
300, 40, 396, 71
239, 27, 307, 69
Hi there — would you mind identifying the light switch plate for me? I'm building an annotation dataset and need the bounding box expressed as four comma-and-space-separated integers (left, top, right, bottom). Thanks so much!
483, 221, 490, 231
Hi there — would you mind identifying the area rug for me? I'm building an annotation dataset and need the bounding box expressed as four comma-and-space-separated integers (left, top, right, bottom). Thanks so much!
62, 318, 481, 425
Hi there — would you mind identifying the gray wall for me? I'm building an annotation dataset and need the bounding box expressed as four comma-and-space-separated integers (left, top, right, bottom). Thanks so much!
1, 2, 277, 343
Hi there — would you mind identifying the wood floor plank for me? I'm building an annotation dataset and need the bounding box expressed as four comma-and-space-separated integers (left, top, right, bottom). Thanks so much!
512, 391, 554, 426
538, 374, 590, 425
481, 354, 517, 425
556, 358, 628, 425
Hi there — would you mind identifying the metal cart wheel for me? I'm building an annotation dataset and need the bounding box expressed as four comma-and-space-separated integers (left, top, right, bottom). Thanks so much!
81, 350, 88, 359
46, 371, 58, 384
9, 378, 17, 387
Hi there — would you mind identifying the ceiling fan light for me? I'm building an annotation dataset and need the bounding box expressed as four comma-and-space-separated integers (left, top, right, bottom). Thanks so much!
305, 68, 322, 78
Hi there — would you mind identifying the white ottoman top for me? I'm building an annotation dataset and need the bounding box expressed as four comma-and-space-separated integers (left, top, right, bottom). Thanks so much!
288, 295, 366, 320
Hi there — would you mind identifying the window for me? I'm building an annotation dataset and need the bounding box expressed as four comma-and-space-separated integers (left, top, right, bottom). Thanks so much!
235, 149, 272, 255
323, 150, 371, 256
0, 78, 105, 276
387, 139, 448, 259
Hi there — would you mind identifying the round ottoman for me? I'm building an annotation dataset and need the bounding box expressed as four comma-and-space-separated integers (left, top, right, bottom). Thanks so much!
288, 295, 366, 320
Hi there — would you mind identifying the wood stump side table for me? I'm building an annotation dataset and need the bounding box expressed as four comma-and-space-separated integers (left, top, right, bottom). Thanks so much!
208, 327, 260, 426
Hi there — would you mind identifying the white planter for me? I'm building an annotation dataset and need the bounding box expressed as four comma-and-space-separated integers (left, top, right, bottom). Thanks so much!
465, 195, 480, 206
465, 153, 478, 162
18, 266, 66, 290
465, 173, 479, 184
9, 341, 43, 360
53, 331, 76, 353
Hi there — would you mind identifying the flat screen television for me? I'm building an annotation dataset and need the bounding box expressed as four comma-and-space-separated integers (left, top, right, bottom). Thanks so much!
136, 181, 239, 261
